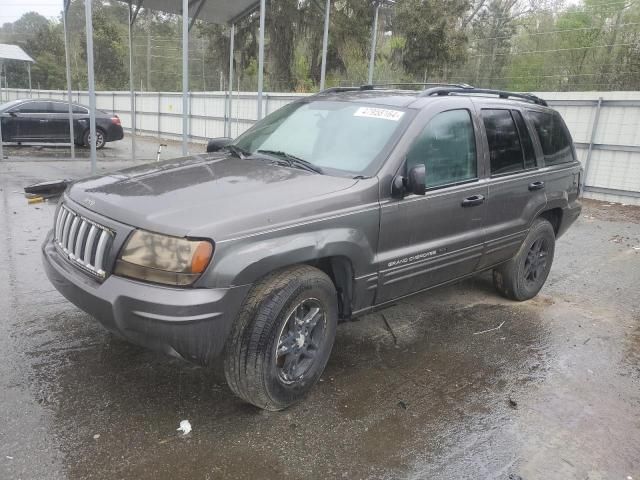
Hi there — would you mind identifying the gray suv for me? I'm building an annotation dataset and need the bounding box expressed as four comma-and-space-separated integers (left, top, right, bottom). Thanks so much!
43, 85, 582, 410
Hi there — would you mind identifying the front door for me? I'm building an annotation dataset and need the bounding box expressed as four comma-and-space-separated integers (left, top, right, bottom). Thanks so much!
14, 101, 53, 141
376, 105, 487, 304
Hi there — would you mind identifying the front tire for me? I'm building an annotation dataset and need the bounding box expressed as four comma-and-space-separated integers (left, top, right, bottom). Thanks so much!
83, 128, 106, 150
493, 218, 556, 301
224, 266, 338, 410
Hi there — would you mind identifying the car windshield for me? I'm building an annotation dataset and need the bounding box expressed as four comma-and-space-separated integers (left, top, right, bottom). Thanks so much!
233, 100, 408, 176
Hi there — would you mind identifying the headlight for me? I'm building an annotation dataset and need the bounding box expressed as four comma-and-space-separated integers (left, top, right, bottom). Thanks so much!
114, 230, 213, 286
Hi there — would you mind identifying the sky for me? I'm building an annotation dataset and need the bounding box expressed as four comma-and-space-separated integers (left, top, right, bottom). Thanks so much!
1, 0, 63, 24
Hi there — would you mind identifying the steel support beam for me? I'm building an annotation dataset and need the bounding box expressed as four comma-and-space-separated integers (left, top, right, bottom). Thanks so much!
189, 0, 207, 31
574, 142, 640, 154
257, 0, 266, 120
584, 185, 640, 199
583, 96, 603, 194
128, 1, 137, 161
27, 63, 32, 93
319, 0, 330, 91
0, 63, 3, 159
182, 0, 189, 155
85, 0, 97, 174
367, 3, 379, 85
226, 23, 235, 137
63, 0, 75, 160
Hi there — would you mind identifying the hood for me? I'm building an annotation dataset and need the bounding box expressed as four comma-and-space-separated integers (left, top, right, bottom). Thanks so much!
67, 153, 360, 240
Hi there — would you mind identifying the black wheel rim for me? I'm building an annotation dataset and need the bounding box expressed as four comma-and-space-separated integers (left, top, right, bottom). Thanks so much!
275, 298, 326, 384
523, 238, 549, 287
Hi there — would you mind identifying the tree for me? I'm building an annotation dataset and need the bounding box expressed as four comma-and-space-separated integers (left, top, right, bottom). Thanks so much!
393, 0, 469, 81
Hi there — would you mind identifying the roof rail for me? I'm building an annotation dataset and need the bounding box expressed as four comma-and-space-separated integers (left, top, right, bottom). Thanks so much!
315, 83, 472, 96
420, 86, 548, 106
314, 85, 373, 96
360, 82, 473, 90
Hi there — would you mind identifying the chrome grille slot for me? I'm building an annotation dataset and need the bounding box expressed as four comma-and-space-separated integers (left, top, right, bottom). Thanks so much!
54, 205, 114, 279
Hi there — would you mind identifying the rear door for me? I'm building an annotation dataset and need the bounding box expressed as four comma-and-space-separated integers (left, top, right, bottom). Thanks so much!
526, 109, 580, 212
48, 101, 76, 140
477, 106, 547, 269
376, 102, 488, 303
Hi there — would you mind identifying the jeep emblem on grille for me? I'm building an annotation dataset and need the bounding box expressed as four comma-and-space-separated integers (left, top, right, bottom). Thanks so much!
83, 198, 95, 207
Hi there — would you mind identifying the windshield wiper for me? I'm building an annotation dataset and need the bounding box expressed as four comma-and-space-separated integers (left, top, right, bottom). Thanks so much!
256, 149, 323, 174
224, 144, 250, 159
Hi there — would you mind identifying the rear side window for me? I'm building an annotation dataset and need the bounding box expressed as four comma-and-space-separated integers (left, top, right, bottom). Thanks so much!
512, 110, 537, 169
50, 102, 69, 113
406, 109, 477, 188
527, 110, 574, 165
482, 109, 524, 175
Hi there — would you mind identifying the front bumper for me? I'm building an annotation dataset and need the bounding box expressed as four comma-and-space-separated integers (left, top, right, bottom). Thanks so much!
42, 231, 250, 365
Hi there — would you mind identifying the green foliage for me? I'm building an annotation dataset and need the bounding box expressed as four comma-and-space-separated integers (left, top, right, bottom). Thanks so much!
394, 0, 469, 80
0, 0, 637, 93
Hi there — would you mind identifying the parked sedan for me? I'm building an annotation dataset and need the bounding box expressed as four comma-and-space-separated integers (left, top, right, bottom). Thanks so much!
0, 99, 124, 149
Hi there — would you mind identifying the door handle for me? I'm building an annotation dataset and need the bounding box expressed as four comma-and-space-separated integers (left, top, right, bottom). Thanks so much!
461, 194, 485, 207
39, 119, 49, 123
528, 181, 545, 191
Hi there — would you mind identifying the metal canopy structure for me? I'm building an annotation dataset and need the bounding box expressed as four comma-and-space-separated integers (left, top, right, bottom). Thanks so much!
60, 0, 338, 171
0, 44, 35, 96
0, 44, 35, 161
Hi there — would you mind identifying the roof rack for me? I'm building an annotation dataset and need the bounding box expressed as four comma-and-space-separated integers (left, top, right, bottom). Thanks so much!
315, 82, 471, 96
420, 86, 548, 106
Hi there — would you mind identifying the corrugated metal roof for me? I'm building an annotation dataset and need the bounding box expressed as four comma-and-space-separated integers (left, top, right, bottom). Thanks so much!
0, 44, 35, 63
125, 0, 260, 25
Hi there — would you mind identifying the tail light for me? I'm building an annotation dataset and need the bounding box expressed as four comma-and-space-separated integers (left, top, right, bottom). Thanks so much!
111, 115, 121, 126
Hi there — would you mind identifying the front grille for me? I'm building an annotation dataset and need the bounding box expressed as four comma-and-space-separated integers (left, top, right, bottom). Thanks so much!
54, 205, 114, 279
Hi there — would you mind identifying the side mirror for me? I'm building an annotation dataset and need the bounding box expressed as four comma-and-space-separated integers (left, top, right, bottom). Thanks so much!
391, 164, 426, 198
8, 111, 17, 117
408, 164, 426, 195
206, 137, 233, 153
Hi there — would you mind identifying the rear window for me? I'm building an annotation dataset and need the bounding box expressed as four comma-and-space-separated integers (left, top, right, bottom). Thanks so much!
527, 110, 574, 165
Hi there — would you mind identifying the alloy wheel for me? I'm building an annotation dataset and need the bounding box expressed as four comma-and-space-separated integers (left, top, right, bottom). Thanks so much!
523, 238, 549, 287
275, 298, 326, 384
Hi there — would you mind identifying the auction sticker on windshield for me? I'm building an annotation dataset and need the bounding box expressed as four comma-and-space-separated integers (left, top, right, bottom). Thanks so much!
354, 107, 404, 121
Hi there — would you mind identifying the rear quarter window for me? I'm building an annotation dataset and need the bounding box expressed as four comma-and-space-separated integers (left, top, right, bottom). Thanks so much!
526, 110, 574, 165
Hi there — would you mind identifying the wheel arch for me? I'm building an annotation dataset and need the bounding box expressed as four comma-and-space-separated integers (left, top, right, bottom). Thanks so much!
538, 207, 563, 236
208, 229, 373, 318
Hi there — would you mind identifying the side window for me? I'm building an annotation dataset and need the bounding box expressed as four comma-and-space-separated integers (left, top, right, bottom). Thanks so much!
50, 103, 69, 113
406, 109, 477, 189
527, 110, 574, 165
15, 101, 51, 113
482, 109, 524, 175
512, 110, 537, 169
72, 105, 88, 114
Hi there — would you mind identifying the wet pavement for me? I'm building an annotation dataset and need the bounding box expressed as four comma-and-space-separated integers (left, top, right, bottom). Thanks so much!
1, 134, 203, 162
1, 160, 639, 480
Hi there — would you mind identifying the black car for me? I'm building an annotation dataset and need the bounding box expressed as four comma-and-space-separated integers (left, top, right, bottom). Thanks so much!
0, 99, 124, 149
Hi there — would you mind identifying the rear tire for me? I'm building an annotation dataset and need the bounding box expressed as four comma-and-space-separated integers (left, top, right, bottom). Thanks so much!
223, 265, 338, 411
83, 127, 106, 150
493, 218, 555, 301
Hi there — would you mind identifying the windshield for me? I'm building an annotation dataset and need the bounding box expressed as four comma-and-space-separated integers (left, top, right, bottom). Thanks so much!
233, 101, 409, 176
